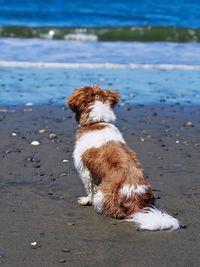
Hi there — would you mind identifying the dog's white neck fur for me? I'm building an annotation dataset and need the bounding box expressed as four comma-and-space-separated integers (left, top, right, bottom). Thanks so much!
89, 100, 116, 123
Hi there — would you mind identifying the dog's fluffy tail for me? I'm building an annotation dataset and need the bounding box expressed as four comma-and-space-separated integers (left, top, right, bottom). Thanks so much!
93, 189, 180, 231
126, 206, 180, 231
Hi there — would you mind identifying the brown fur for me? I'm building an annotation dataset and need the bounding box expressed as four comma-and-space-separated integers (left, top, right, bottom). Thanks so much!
76, 123, 108, 139
82, 141, 155, 219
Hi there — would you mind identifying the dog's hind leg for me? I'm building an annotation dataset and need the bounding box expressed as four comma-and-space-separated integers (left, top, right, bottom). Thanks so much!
78, 168, 96, 206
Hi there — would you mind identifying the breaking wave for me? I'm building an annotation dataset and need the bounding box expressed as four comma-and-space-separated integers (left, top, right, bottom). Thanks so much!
1, 26, 200, 42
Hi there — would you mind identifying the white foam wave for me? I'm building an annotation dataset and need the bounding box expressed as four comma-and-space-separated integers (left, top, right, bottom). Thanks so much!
0, 61, 200, 70
64, 33, 98, 41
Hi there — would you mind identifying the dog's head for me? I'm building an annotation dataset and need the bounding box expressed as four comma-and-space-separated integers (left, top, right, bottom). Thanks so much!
67, 85, 119, 126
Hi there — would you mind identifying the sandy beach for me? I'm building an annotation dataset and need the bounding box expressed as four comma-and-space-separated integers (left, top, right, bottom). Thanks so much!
1, 0, 200, 266
0, 103, 199, 267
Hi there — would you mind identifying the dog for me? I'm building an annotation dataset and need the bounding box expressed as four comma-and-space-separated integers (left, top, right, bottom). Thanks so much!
67, 85, 180, 230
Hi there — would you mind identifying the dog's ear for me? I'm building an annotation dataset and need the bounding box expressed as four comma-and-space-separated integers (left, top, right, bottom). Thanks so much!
107, 91, 120, 107
67, 88, 87, 113
67, 94, 79, 113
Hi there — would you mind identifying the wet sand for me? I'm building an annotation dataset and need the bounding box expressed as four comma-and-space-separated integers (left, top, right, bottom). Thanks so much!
0, 103, 200, 267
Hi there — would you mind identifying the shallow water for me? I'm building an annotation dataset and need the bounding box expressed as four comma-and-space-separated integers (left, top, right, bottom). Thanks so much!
1, 39, 200, 65
0, 67, 200, 105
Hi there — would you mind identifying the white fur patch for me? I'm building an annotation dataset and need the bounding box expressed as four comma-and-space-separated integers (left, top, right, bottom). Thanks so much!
127, 207, 180, 231
73, 124, 125, 173
120, 184, 149, 198
78, 167, 92, 194
89, 101, 116, 123
93, 190, 104, 213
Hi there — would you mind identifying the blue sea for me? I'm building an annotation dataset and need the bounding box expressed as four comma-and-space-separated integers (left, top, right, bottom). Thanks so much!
0, 0, 200, 28
0, 0, 200, 105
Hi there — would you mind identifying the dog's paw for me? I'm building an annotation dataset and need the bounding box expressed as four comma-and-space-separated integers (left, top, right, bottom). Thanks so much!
78, 196, 92, 206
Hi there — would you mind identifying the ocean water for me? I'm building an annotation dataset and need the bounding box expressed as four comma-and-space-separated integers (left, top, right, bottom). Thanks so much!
0, 0, 200, 28
1, 39, 200, 65
0, 0, 200, 105
0, 0, 200, 41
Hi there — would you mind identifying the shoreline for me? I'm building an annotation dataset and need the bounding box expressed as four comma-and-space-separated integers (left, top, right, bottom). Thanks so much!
0, 103, 200, 266
1, 61, 200, 70
1, 66, 200, 106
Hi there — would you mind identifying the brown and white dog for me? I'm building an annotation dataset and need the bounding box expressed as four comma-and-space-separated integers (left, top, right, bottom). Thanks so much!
67, 85, 179, 231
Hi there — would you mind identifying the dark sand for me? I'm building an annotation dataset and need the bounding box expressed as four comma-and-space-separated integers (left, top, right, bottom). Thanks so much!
0, 103, 200, 267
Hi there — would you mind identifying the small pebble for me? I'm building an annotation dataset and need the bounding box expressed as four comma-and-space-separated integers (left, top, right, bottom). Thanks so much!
39, 129, 46, 134
27, 157, 40, 162
12, 133, 17, 136
186, 121, 193, 127
67, 222, 75, 226
37, 171, 44, 176
57, 259, 66, 263
64, 220, 75, 226
30, 241, 38, 249
49, 133, 57, 140
33, 164, 41, 168
25, 102, 33, 106
176, 140, 180, 144
0, 108, 15, 113
30, 241, 37, 246
60, 173, 67, 176
140, 137, 145, 142
180, 224, 187, 229
61, 248, 70, 253
24, 108, 32, 112
63, 159, 69, 163
31, 141, 40, 146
